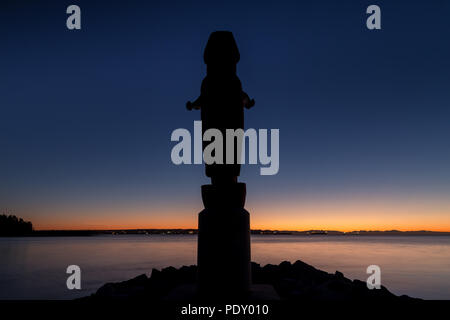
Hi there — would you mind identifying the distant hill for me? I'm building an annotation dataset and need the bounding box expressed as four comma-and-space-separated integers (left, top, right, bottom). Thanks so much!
0, 214, 33, 236
29, 228, 450, 236
251, 229, 450, 236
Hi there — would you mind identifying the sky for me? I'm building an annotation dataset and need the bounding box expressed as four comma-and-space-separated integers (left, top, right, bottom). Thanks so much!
1, 0, 450, 231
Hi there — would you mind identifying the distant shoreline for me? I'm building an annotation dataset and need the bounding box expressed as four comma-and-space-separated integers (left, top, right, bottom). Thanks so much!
2, 229, 450, 237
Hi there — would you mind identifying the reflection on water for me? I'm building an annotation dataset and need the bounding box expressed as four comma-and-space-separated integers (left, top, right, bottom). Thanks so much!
0, 235, 449, 299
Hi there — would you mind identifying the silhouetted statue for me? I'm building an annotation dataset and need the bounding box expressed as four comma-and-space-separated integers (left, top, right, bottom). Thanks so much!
187, 31, 254, 185
187, 31, 253, 298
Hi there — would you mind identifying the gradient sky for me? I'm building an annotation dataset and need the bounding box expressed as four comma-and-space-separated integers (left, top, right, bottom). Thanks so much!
1, 0, 450, 231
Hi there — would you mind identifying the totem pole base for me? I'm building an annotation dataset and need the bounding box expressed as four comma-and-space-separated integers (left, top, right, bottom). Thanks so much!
197, 183, 251, 297
164, 182, 279, 301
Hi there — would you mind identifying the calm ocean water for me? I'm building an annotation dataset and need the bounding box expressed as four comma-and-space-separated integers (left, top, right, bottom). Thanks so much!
1, 235, 449, 300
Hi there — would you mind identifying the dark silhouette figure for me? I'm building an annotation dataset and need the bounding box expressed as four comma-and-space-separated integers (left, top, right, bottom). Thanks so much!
187, 31, 253, 298
187, 31, 254, 185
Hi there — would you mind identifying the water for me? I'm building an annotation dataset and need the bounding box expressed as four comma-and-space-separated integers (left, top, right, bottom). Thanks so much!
1, 235, 449, 300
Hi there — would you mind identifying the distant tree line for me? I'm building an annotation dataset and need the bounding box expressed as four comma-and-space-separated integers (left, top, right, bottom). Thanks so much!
0, 214, 33, 236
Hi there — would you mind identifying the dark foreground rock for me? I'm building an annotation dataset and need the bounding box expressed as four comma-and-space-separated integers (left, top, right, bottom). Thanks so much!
83, 260, 417, 301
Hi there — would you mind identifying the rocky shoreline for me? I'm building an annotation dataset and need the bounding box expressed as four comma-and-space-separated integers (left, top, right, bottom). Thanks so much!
83, 260, 418, 301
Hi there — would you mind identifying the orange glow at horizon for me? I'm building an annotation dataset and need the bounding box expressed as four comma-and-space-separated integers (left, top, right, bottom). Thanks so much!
25, 196, 450, 232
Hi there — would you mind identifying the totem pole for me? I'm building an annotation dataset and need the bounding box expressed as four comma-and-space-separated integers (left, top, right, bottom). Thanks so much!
187, 31, 254, 296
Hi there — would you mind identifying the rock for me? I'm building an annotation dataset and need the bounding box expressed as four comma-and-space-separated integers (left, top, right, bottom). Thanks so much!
95, 274, 148, 299
85, 260, 418, 302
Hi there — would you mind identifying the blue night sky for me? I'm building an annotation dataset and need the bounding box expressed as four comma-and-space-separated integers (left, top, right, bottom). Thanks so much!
1, 0, 450, 230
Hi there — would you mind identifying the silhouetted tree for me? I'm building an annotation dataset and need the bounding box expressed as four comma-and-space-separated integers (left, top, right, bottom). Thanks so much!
0, 213, 33, 236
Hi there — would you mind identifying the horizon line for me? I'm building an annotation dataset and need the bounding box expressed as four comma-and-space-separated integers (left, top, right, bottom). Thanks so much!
32, 228, 450, 233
